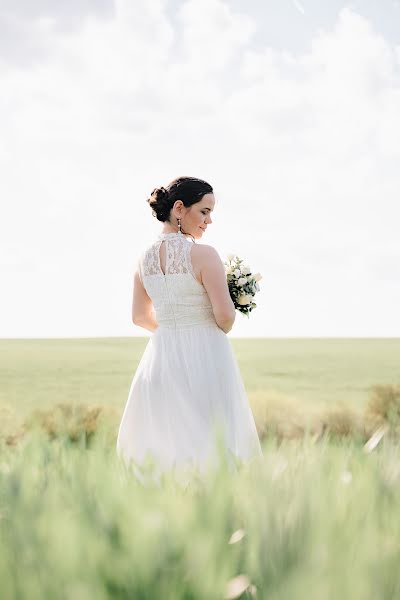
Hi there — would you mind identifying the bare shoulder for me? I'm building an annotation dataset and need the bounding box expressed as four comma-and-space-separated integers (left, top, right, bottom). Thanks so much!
190, 243, 221, 264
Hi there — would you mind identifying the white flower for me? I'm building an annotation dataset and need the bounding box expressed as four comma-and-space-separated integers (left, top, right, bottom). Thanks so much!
237, 277, 247, 286
255, 282, 260, 291
247, 276, 253, 282
233, 269, 241, 278
225, 265, 233, 275
237, 294, 251, 305
227, 253, 235, 261
240, 264, 251, 275
253, 272, 262, 282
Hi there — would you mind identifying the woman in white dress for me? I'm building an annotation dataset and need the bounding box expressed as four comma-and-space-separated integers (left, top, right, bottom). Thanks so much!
116, 176, 262, 477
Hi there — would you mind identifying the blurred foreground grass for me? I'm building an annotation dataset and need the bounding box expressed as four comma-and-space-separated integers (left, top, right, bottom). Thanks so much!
1, 428, 400, 599
1, 337, 400, 598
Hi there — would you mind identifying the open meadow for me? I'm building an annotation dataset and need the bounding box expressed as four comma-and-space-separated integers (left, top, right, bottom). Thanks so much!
1, 337, 400, 599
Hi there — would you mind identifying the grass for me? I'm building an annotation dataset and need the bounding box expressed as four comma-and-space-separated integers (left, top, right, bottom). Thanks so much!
2, 337, 400, 415
1, 337, 400, 598
1, 428, 400, 599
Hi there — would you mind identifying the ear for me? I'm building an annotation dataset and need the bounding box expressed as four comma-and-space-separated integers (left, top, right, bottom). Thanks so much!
172, 200, 184, 214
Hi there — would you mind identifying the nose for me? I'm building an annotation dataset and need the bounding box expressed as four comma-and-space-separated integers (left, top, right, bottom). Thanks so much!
205, 214, 212, 224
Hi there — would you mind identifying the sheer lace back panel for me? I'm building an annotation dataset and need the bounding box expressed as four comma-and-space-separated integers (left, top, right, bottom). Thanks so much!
139, 233, 217, 330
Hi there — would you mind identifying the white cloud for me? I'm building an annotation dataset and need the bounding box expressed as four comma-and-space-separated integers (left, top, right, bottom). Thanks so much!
292, 0, 305, 16
1, 2, 399, 337
178, 0, 255, 70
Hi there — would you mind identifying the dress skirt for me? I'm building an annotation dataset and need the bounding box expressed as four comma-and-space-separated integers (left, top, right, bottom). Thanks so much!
116, 322, 263, 476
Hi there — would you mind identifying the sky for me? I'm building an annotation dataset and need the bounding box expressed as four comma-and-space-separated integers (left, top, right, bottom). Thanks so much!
1, 0, 400, 338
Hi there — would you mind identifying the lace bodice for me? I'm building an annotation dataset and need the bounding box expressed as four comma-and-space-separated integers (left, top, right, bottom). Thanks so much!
138, 232, 217, 330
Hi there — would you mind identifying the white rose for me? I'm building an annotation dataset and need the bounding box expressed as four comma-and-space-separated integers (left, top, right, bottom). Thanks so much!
227, 253, 235, 261
233, 269, 241, 278
253, 272, 262, 282
237, 294, 251, 305
237, 277, 247, 286
240, 265, 251, 275
225, 265, 233, 275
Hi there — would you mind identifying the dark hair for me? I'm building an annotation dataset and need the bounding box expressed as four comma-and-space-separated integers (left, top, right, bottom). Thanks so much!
147, 176, 213, 222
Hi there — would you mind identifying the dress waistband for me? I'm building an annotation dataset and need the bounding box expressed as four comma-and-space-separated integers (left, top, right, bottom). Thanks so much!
156, 320, 220, 331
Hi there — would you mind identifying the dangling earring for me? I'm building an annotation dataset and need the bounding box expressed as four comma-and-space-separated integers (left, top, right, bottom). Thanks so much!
176, 216, 195, 242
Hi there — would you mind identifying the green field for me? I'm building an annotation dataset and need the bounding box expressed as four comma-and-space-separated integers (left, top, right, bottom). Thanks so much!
1, 336, 399, 414
1, 337, 400, 598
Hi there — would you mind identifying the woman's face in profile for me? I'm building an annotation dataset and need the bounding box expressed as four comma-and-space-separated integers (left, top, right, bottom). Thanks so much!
184, 193, 215, 239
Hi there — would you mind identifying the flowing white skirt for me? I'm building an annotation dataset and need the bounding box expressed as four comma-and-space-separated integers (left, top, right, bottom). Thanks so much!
116, 323, 263, 478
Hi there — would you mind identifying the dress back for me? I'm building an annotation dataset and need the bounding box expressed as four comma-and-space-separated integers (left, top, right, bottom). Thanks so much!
138, 232, 217, 330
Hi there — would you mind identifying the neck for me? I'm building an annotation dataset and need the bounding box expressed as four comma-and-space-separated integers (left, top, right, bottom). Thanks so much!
161, 226, 188, 236
159, 228, 195, 243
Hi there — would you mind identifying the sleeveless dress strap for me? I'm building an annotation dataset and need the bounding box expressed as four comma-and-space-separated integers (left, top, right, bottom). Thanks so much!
141, 244, 162, 277
137, 254, 144, 284
183, 241, 197, 280
165, 236, 188, 275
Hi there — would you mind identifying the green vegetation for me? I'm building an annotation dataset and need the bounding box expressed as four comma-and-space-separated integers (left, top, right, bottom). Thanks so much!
1, 337, 400, 598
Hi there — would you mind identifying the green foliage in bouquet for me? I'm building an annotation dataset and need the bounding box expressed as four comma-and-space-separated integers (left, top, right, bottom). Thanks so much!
223, 254, 262, 318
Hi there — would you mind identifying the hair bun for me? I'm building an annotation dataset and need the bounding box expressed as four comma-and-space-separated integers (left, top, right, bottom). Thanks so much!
151, 187, 170, 207
151, 186, 169, 203
156, 186, 169, 202
147, 186, 171, 222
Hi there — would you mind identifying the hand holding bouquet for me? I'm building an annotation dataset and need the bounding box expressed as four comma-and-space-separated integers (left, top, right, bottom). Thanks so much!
223, 254, 262, 317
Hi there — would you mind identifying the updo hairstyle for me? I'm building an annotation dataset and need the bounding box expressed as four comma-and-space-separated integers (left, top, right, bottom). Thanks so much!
147, 176, 213, 222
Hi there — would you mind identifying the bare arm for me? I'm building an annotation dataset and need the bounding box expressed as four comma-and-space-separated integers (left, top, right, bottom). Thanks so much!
199, 246, 236, 333
131, 267, 159, 333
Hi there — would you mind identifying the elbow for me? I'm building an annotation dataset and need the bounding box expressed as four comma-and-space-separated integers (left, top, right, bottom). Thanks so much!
215, 308, 236, 333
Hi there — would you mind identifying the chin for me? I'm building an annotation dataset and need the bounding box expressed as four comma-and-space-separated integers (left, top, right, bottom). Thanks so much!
191, 227, 205, 239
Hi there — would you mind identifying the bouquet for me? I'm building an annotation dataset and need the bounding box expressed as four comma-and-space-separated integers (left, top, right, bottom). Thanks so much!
223, 254, 262, 317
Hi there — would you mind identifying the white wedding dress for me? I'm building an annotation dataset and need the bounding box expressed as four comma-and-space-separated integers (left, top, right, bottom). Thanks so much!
116, 231, 262, 477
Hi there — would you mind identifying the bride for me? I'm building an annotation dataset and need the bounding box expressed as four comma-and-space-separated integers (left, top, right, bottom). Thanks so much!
116, 176, 262, 477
